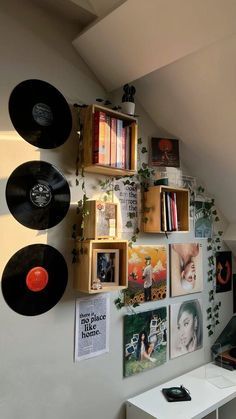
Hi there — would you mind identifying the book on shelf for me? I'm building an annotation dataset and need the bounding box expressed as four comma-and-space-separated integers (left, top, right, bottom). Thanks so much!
110, 117, 117, 167
92, 110, 136, 170
116, 119, 123, 169
162, 191, 178, 231
93, 110, 106, 164
105, 114, 111, 165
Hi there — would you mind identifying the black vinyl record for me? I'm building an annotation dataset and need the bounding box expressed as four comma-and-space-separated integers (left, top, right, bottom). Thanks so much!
6, 160, 70, 230
8, 79, 72, 149
1, 244, 68, 316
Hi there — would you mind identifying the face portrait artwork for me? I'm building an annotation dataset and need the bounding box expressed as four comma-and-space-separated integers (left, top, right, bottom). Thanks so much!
170, 299, 203, 359
170, 243, 203, 297
126, 245, 167, 305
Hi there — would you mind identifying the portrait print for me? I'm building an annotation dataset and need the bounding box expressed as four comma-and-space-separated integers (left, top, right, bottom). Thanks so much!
216, 251, 232, 293
126, 245, 167, 305
170, 299, 203, 359
124, 307, 167, 377
170, 243, 203, 297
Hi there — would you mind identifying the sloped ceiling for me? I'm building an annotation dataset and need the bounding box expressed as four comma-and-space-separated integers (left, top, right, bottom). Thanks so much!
72, 0, 236, 243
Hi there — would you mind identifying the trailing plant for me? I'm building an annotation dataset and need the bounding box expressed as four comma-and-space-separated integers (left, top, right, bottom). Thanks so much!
196, 187, 223, 337
71, 104, 90, 263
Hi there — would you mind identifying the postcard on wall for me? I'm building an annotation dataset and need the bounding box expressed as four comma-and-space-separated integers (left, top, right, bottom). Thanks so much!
113, 178, 138, 233
123, 307, 167, 377
194, 199, 213, 238
74, 294, 110, 361
170, 299, 203, 359
150, 138, 180, 168
216, 251, 232, 293
126, 245, 167, 305
170, 243, 203, 297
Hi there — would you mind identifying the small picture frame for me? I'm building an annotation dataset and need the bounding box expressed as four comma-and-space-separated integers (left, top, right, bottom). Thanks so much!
92, 249, 119, 289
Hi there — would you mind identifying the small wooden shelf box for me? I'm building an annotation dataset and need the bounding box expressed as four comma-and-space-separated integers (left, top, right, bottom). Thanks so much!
74, 239, 128, 294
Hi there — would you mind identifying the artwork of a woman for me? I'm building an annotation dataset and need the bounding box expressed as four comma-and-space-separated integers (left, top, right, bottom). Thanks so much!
170, 299, 203, 359
170, 243, 203, 296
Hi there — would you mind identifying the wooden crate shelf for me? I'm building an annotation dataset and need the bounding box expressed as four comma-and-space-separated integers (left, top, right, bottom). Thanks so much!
74, 239, 128, 293
142, 185, 189, 233
80, 104, 137, 176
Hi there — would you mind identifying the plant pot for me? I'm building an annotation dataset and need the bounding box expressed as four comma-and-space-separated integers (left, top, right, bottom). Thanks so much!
122, 101, 135, 115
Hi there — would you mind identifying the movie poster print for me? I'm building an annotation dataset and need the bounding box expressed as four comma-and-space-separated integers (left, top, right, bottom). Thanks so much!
170, 243, 203, 297
124, 307, 167, 377
170, 299, 203, 359
150, 138, 180, 168
126, 245, 167, 305
216, 251, 232, 293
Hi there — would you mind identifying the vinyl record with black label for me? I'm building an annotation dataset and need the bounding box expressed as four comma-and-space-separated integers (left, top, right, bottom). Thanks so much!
8, 79, 72, 149
6, 160, 70, 230
1, 244, 68, 316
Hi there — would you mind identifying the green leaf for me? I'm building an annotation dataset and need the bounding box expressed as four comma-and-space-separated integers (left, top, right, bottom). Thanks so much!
126, 221, 133, 228
138, 137, 142, 144
141, 147, 148, 154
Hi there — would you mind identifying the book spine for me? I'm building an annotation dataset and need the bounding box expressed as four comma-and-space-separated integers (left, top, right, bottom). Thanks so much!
162, 191, 167, 231
125, 125, 131, 169
170, 192, 177, 231
122, 127, 126, 169
166, 192, 172, 231
116, 119, 123, 168
93, 111, 106, 165
105, 114, 111, 165
110, 117, 117, 167
173, 192, 178, 231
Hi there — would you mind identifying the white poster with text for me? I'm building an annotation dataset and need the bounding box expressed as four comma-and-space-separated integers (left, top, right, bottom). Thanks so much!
74, 294, 110, 361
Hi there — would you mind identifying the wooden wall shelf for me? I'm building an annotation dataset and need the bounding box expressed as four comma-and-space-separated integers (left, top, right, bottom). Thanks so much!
79, 104, 137, 176
143, 185, 189, 233
74, 239, 128, 293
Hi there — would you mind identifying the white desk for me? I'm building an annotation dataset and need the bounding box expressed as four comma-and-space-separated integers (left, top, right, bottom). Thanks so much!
126, 364, 236, 419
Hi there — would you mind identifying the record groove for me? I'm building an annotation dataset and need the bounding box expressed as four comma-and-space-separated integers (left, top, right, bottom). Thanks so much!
6, 160, 70, 230
1, 244, 68, 316
8, 79, 72, 149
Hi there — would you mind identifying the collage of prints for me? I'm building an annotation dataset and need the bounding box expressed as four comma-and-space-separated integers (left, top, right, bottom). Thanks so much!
122, 138, 232, 378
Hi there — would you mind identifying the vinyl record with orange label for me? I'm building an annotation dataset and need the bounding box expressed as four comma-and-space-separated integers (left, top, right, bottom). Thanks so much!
1, 244, 68, 316
8, 79, 72, 149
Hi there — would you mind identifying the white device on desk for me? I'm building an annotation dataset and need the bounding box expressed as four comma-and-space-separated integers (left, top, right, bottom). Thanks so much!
126, 364, 236, 419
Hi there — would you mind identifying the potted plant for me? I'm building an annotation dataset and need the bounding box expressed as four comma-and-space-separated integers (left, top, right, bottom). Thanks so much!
122, 84, 136, 115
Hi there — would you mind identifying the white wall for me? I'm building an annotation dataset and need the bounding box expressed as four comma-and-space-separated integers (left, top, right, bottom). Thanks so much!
0, 2, 233, 419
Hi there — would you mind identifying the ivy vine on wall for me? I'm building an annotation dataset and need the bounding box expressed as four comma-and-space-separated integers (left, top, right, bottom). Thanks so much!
196, 187, 223, 337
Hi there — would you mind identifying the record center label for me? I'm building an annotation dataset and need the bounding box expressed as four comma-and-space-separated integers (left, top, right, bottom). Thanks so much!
32, 102, 53, 126
26, 266, 49, 292
30, 183, 52, 207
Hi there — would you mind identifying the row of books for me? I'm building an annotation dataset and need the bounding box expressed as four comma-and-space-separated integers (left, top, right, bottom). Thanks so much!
162, 191, 179, 232
93, 110, 135, 169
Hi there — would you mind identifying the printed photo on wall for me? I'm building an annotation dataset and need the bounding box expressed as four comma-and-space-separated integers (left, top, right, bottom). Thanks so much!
170, 299, 203, 359
194, 199, 213, 238
150, 138, 180, 168
124, 307, 167, 377
126, 245, 167, 305
216, 251, 232, 293
170, 243, 203, 297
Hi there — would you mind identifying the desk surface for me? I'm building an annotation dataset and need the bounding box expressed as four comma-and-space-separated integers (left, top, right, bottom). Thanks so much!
127, 363, 236, 419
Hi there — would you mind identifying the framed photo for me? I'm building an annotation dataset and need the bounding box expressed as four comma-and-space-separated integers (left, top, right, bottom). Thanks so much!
124, 307, 167, 377
126, 245, 167, 305
92, 249, 119, 289
150, 138, 180, 168
170, 243, 203, 296
170, 299, 203, 359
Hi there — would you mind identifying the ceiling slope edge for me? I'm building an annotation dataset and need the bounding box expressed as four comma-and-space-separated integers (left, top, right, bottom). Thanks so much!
72, 0, 236, 91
